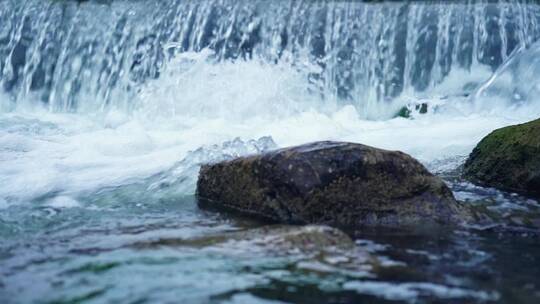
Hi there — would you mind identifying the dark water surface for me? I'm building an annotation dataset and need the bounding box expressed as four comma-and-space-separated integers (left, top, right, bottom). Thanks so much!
1, 179, 539, 303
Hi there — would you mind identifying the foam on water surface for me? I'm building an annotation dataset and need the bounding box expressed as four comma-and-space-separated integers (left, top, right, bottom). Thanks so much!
0, 50, 538, 204
0, 103, 535, 205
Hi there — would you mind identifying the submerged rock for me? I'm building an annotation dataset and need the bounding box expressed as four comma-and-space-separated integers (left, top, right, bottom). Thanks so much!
395, 102, 429, 118
197, 141, 471, 227
131, 224, 376, 278
213, 225, 355, 254
132, 225, 355, 254
464, 118, 540, 197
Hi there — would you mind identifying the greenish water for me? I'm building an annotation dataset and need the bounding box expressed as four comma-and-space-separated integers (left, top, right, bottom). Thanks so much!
1, 180, 539, 303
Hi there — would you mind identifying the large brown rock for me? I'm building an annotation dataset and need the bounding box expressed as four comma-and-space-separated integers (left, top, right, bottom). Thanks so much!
464, 118, 540, 197
197, 141, 471, 227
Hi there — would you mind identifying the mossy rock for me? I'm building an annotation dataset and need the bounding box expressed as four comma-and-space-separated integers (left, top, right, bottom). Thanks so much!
464, 118, 540, 197
395, 103, 428, 119
197, 141, 472, 228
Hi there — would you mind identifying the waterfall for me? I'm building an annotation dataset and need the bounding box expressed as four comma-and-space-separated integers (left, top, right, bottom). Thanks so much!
1, 0, 539, 117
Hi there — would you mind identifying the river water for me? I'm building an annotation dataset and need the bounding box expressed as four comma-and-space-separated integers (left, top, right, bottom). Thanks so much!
1, 1, 540, 303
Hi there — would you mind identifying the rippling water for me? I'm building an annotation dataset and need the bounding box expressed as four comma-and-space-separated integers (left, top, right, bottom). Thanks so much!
1, 0, 540, 303
1, 189, 539, 303
1, 114, 539, 303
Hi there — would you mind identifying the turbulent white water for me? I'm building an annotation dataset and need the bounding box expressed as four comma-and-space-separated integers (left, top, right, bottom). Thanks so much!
1, 0, 540, 207
1, 48, 539, 207
3, 0, 540, 111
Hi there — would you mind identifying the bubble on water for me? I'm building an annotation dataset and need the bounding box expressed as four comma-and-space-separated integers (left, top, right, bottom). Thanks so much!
46, 196, 81, 208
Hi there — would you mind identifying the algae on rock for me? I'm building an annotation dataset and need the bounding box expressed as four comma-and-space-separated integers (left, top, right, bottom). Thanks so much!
464, 118, 540, 197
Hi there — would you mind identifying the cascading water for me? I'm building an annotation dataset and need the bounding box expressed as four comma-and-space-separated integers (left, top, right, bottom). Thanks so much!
1, 0, 540, 117
1, 1, 540, 303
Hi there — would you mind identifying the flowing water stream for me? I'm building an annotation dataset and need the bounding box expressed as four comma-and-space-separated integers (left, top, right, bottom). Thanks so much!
1, 0, 540, 303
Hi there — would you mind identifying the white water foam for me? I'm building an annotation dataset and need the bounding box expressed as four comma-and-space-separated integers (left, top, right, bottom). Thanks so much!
343, 280, 499, 302
0, 50, 539, 205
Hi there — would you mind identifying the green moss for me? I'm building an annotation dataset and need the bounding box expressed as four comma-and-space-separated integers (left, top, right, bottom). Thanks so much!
464, 118, 540, 196
469, 119, 540, 159
395, 106, 412, 118
394, 103, 428, 118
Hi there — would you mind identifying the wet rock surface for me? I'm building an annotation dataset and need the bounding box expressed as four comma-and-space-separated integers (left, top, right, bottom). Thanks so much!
197, 141, 471, 227
464, 118, 540, 198
214, 225, 355, 254
134, 225, 355, 254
